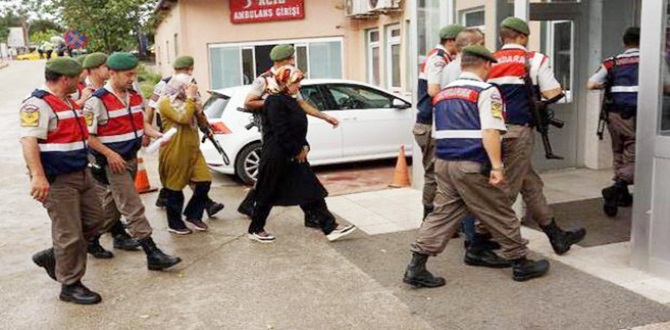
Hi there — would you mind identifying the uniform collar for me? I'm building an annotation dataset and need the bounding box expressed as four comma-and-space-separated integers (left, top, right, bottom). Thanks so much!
459, 72, 484, 82
501, 43, 528, 51
435, 44, 447, 52
624, 48, 639, 54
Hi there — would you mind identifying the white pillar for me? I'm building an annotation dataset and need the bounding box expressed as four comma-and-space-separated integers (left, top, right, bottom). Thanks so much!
443, 0, 455, 25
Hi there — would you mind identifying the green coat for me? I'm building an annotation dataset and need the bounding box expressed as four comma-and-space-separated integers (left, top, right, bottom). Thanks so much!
158, 98, 212, 190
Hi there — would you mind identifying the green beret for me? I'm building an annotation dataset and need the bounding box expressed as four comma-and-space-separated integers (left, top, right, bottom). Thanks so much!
106, 52, 139, 71
462, 45, 498, 63
82, 52, 108, 69
46, 57, 82, 77
439, 24, 465, 40
173, 56, 194, 69
270, 44, 295, 62
76, 55, 87, 65
501, 17, 530, 35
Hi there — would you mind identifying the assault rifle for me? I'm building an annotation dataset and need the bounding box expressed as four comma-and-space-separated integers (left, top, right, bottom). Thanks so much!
597, 57, 616, 140
196, 111, 230, 166
523, 54, 565, 160
237, 107, 262, 131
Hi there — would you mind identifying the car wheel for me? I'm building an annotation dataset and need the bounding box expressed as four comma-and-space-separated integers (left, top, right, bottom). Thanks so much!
235, 141, 261, 185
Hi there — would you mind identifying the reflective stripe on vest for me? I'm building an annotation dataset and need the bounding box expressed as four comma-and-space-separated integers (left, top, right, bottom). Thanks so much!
488, 49, 545, 126
31, 90, 89, 177
93, 89, 144, 159
605, 52, 639, 108
432, 80, 490, 164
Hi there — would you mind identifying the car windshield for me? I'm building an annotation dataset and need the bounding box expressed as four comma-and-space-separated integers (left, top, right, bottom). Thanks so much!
203, 93, 230, 119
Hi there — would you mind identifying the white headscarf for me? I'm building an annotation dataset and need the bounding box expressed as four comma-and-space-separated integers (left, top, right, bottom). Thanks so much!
159, 73, 195, 111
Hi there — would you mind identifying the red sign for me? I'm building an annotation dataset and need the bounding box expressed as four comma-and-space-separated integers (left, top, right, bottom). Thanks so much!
230, 0, 305, 24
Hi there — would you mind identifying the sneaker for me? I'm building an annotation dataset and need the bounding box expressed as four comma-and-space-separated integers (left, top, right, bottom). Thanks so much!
248, 231, 276, 243
168, 226, 193, 235
186, 219, 209, 231
326, 225, 357, 242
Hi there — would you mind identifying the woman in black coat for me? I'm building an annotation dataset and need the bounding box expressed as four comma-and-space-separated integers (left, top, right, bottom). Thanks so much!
247, 65, 356, 243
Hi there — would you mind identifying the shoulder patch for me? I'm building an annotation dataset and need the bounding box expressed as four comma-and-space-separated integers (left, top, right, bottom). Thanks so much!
490, 92, 503, 119
20, 104, 41, 127
92, 88, 110, 98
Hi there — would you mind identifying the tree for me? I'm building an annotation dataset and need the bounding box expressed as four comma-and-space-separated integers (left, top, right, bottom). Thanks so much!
29, 18, 63, 37
30, 29, 60, 45
44, 0, 159, 53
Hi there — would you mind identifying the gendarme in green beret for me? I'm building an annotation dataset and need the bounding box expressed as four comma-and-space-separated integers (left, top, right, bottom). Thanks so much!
76, 55, 87, 65
173, 56, 194, 70
270, 44, 295, 62
462, 45, 498, 63
106, 52, 139, 71
439, 24, 465, 40
46, 57, 82, 77
83, 52, 108, 69
501, 17, 530, 35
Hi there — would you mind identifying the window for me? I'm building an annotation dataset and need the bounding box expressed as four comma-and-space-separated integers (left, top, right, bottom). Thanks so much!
386, 24, 402, 90
300, 85, 328, 110
543, 20, 574, 102
241, 47, 255, 85
325, 84, 394, 110
661, 2, 670, 133
203, 93, 231, 119
461, 8, 485, 31
173, 33, 179, 58
209, 38, 343, 89
367, 29, 381, 86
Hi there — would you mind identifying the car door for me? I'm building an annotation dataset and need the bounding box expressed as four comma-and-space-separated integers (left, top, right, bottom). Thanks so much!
321, 83, 412, 158
299, 84, 343, 162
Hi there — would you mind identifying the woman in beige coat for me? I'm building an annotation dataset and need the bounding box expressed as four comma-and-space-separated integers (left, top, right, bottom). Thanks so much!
158, 74, 212, 234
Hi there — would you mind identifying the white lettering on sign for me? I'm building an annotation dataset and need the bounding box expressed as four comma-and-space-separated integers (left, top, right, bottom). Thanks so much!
275, 5, 301, 17
234, 8, 275, 20
259, 0, 287, 5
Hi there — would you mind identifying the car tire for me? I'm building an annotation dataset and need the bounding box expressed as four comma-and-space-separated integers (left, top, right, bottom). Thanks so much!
235, 141, 262, 186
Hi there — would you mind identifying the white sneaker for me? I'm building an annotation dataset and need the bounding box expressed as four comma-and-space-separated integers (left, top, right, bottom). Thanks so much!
326, 225, 357, 242
248, 231, 276, 243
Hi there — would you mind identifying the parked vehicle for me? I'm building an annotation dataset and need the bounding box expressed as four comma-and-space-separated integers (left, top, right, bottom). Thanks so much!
200, 79, 414, 184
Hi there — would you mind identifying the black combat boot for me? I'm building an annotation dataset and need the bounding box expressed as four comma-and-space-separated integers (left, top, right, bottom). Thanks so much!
511, 257, 550, 282
138, 236, 182, 271
87, 235, 114, 259
237, 188, 256, 218
32, 248, 56, 281
109, 220, 140, 251
602, 181, 628, 217
205, 199, 225, 218
403, 252, 446, 288
540, 219, 586, 255
59, 281, 102, 305
464, 232, 501, 250
464, 247, 511, 268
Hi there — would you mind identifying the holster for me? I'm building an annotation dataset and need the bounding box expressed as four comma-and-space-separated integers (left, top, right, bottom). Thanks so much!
90, 156, 109, 185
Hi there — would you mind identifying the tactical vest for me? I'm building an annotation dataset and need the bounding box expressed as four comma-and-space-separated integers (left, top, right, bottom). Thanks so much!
416, 47, 452, 125
32, 90, 90, 177
604, 50, 639, 108
488, 48, 545, 126
91, 88, 144, 160
432, 79, 492, 164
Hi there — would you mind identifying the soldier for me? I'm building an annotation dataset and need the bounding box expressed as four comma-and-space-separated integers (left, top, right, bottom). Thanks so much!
587, 27, 639, 217
236, 44, 339, 227
22, 58, 104, 304
84, 52, 181, 270
487, 17, 586, 255
147, 56, 224, 219
403, 46, 550, 288
74, 52, 141, 258
415, 24, 464, 220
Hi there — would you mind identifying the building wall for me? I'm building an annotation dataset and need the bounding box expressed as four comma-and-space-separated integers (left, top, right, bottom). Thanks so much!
154, 0, 409, 94
154, 2, 182, 71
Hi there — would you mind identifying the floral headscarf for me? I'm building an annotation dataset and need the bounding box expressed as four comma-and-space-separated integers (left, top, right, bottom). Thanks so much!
269, 65, 304, 96
159, 73, 196, 112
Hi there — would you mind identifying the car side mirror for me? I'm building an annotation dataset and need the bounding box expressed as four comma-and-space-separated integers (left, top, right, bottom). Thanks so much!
393, 98, 411, 109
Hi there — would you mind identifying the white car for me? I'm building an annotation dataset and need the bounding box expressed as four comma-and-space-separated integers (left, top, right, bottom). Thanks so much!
201, 79, 414, 185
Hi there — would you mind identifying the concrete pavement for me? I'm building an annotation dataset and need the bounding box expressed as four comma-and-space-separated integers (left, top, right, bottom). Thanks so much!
1, 60, 670, 330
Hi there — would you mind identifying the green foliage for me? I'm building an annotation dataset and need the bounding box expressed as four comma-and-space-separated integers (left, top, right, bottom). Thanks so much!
137, 63, 161, 99
0, 9, 27, 42
29, 19, 63, 36
30, 29, 60, 45
41, 0, 159, 53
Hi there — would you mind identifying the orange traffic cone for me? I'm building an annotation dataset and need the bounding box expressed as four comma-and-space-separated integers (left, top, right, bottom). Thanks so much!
389, 145, 411, 188
134, 157, 158, 194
